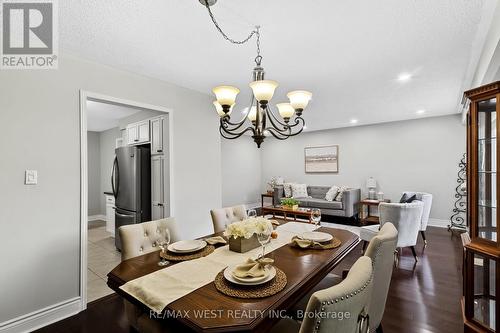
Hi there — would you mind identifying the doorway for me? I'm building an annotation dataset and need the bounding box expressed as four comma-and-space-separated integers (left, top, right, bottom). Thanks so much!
80, 91, 173, 308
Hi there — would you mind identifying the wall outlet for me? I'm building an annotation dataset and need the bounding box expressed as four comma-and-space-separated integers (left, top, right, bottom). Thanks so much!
25, 170, 38, 185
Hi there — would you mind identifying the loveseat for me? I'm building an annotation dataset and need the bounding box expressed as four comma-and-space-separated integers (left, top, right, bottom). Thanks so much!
273, 185, 360, 218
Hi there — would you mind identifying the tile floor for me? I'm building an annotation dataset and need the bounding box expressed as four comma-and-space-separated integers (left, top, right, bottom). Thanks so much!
87, 220, 121, 303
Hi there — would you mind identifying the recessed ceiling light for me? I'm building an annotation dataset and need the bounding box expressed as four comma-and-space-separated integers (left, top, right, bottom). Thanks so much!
397, 73, 412, 82
416, 109, 426, 115
350, 119, 358, 124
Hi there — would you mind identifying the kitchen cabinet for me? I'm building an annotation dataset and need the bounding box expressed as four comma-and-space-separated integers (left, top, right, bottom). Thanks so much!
105, 194, 116, 236
151, 117, 164, 155
151, 155, 165, 220
126, 120, 150, 145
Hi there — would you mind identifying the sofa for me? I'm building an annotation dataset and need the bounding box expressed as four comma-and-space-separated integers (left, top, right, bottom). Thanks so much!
273, 185, 361, 218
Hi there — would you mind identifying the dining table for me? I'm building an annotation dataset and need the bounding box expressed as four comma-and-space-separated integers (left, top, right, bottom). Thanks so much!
107, 220, 360, 332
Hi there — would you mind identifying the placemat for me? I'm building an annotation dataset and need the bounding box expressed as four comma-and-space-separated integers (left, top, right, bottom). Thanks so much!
290, 236, 342, 250
160, 245, 215, 261
214, 268, 287, 299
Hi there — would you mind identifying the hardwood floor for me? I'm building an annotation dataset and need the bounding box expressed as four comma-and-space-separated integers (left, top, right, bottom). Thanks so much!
35, 226, 464, 333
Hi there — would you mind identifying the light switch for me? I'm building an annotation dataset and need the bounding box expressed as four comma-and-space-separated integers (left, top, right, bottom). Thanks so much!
25, 170, 38, 185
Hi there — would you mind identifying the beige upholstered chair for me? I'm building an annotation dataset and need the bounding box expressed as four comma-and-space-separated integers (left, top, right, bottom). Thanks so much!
290, 223, 398, 333
118, 218, 180, 331
271, 256, 373, 333
363, 222, 398, 332
119, 217, 181, 261
210, 205, 248, 233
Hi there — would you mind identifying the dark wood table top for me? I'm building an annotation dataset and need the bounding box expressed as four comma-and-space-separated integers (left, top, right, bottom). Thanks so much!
107, 221, 360, 332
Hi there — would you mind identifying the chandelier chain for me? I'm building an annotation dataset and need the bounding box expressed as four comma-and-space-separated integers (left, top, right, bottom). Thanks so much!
203, 0, 261, 62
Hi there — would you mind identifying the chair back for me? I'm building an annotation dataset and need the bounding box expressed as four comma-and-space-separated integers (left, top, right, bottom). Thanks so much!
119, 217, 180, 261
300, 256, 373, 333
402, 191, 433, 231
364, 222, 398, 330
379, 202, 423, 248
210, 205, 248, 233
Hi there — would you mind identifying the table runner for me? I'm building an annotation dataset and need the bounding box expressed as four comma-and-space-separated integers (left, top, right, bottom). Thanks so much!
120, 222, 318, 313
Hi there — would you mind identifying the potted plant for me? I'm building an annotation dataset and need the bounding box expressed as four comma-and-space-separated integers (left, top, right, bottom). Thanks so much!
224, 218, 274, 253
281, 198, 299, 210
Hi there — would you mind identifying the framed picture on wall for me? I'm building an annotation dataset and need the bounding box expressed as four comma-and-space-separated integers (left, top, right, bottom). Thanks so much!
304, 145, 339, 173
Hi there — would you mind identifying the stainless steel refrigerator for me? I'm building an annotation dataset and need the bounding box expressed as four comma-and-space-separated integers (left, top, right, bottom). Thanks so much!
111, 146, 151, 250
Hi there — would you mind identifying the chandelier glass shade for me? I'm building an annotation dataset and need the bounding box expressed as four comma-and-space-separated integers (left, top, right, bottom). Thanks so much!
203, 0, 312, 147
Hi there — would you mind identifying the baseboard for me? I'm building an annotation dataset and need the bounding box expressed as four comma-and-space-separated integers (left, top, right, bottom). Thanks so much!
88, 214, 106, 222
0, 297, 81, 333
428, 218, 449, 228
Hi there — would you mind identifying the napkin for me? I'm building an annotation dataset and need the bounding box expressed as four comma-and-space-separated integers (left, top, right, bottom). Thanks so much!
204, 236, 227, 245
271, 220, 280, 226
290, 236, 330, 250
232, 258, 275, 278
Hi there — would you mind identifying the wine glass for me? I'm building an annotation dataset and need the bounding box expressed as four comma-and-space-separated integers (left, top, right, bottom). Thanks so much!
248, 209, 257, 218
257, 223, 273, 258
158, 229, 171, 267
311, 208, 322, 228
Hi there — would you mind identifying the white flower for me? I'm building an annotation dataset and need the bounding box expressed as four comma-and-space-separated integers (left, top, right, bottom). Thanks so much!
224, 217, 273, 239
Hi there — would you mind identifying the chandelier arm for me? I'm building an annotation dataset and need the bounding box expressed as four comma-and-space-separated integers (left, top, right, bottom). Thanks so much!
265, 104, 290, 128
221, 95, 255, 127
265, 127, 293, 140
221, 116, 249, 130
220, 120, 256, 139
281, 117, 306, 137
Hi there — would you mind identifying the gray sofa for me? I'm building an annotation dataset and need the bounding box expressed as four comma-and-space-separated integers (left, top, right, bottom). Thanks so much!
273, 185, 360, 218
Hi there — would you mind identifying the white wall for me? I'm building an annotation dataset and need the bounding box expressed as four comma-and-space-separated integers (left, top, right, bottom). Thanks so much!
99, 127, 121, 214
0, 54, 221, 324
221, 138, 262, 207
259, 115, 465, 221
87, 131, 101, 216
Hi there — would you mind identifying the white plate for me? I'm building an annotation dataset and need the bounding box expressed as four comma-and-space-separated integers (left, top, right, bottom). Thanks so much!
224, 265, 277, 286
299, 231, 333, 243
168, 240, 207, 253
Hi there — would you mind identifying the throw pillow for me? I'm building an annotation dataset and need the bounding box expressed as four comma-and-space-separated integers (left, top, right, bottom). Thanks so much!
283, 183, 294, 198
335, 186, 348, 201
399, 194, 408, 203
325, 186, 340, 202
291, 183, 308, 198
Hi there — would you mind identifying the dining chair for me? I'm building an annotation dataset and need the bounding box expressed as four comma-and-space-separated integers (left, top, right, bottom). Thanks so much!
270, 256, 373, 333
119, 217, 181, 261
289, 223, 398, 332
118, 217, 181, 332
360, 201, 423, 261
210, 204, 248, 233
401, 191, 433, 245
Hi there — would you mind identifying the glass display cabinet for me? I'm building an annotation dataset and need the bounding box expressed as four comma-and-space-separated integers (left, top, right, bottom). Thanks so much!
463, 81, 500, 333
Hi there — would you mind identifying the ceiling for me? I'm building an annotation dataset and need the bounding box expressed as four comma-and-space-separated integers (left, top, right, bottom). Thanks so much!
62, 0, 491, 131
87, 100, 141, 132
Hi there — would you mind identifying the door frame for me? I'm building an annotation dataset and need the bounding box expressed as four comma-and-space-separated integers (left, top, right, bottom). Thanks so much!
79, 90, 174, 310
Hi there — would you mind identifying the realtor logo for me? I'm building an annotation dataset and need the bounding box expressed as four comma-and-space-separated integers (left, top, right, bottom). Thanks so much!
1, 0, 58, 69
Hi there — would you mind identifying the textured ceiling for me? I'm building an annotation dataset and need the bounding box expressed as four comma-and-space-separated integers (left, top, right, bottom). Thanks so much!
61, 0, 490, 131
87, 101, 141, 132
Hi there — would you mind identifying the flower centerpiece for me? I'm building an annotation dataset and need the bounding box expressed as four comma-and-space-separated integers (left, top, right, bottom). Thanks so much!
224, 217, 273, 253
281, 198, 299, 210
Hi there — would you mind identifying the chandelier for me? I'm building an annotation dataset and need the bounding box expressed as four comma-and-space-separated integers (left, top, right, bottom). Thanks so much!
201, 0, 312, 147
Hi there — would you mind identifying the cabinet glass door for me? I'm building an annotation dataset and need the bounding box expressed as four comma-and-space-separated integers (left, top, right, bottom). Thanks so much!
472, 253, 496, 330
477, 97, 497, 242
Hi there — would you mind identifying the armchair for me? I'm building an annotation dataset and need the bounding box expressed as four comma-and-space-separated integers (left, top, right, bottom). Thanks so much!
402, 191, 433, 245
360, 201, 424, 261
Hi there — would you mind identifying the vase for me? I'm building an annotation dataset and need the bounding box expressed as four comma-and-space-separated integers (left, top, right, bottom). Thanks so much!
228, 234, 261, 253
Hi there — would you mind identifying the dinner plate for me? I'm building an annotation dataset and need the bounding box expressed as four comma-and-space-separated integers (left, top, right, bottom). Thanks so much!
168, 240, 207, 253
224, 265, 276, 286
299, 231, 333, 243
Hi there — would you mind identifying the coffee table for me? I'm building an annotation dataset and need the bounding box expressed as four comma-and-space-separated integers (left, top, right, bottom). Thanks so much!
261, 205, 313, 223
